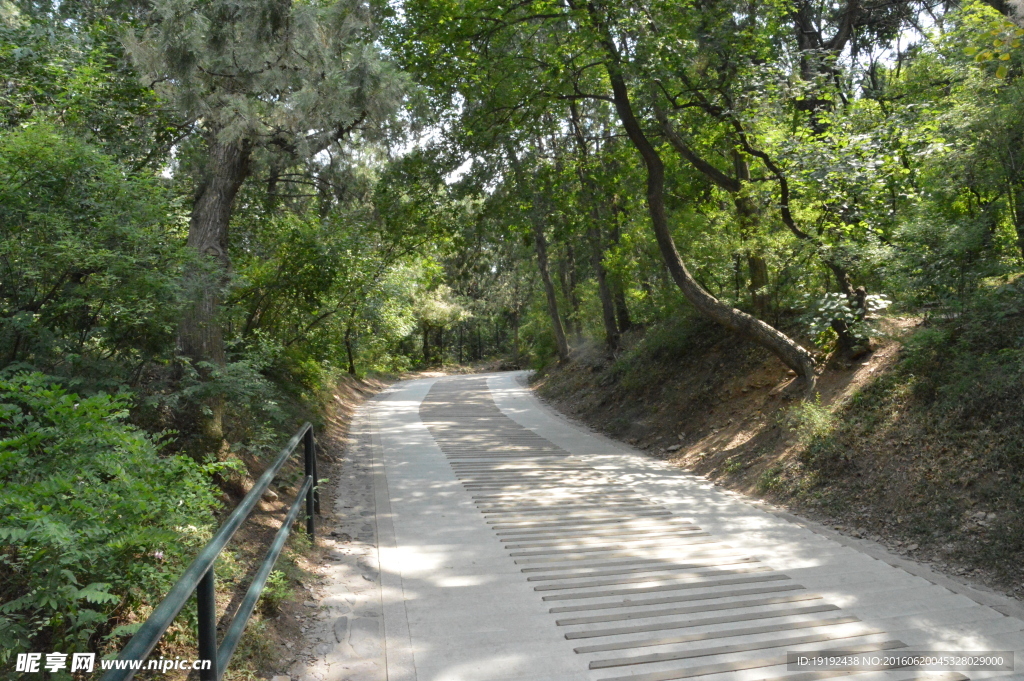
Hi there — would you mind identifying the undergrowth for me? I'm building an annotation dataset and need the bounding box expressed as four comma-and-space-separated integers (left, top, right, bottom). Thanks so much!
785, 279, 1024, 584
0, 373, 225, 667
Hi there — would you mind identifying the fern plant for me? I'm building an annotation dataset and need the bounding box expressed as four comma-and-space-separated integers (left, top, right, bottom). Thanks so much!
0, 373, 222, 666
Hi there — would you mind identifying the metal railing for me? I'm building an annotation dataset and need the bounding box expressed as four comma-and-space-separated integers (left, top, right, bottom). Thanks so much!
100, 423, 320, 681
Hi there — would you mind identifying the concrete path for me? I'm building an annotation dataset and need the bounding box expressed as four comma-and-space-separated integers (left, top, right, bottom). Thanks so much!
287, 400, 387, 681
329, 372, 1024, 681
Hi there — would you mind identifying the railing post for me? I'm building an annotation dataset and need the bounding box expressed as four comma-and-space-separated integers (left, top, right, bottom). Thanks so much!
304, 427, 315, 538
312, 436, 321, 515
197, 569, 218, 681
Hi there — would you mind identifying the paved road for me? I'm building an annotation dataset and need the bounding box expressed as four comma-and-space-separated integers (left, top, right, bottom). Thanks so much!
353, 372, 1024, 681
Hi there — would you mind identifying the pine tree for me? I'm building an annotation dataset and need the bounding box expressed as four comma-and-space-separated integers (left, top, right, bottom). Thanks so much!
126, 0, 403, 449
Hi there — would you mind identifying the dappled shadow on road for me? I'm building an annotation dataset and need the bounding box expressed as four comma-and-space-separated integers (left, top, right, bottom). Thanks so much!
321, 373, 1024, 681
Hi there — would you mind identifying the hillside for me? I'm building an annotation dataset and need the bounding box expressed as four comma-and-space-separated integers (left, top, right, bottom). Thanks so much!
533, 282, 1024, 601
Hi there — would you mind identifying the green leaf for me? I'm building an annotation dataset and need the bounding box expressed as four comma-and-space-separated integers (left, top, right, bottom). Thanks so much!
77, 583, 118, 604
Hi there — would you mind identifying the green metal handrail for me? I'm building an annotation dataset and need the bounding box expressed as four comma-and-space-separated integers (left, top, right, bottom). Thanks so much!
100, 423, 320, 681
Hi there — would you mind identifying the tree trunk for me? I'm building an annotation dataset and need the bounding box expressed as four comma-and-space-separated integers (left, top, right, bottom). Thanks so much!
422, 322, 430, 365
730, 157, 771, 318
566, 245, 583, 341
533, 222, 571, 363
747, 253, 770, 318
567, 101, 619, 351
589, 226, 621, 351
1013, 184, 1024, 259
613, 286, 632, 333
512, 313, 520, 364
177, 136, 252, 451
656, 91, 868, 358
558, 245, 583, 342
507, 144, 571, 362
608, 221, 633, 333
582, 0, 816, 387
345, 323, 357, 375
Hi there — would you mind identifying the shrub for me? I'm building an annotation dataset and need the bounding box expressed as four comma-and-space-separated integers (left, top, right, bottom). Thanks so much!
0, 373, 221, 664
257, 571, 290, 616
0, 124, 187, 389
787, 396, 850, 472
799, 292, 892, 350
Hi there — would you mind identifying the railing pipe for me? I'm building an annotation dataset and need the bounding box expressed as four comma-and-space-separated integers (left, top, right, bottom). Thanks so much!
100, 422, 316, 681
217, 475, 313, 672
312, 437, 321, 515
196, 570, 218, 681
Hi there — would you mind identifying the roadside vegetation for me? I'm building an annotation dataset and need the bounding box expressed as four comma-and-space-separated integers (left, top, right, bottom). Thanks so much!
535, 281, 1024, 596
5, 0, 1024, 671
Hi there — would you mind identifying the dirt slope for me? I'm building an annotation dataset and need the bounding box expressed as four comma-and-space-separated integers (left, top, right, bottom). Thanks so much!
533, 311, 1024, 602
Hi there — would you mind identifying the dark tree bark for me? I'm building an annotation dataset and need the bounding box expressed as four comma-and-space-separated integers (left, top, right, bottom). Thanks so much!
580, 0, 816, 387
588, 225, 621, 351
178, 136, 253, 449
533, 222, 571, 363
179, 137, 252, 366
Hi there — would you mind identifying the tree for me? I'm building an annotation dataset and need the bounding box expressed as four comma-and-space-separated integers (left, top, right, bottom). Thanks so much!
125, 0, 402, 448
395, 0, 823, 386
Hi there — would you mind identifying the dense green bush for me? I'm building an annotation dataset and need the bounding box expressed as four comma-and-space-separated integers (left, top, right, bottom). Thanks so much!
0, 124, 187, 389
0, 373, 221, 664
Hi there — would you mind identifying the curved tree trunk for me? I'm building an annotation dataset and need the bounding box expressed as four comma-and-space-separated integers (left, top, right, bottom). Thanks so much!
581, 0, 816, 387
656, 97, 867, 358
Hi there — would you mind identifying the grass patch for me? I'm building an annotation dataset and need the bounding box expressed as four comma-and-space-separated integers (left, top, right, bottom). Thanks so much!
756, 464, 787, 494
